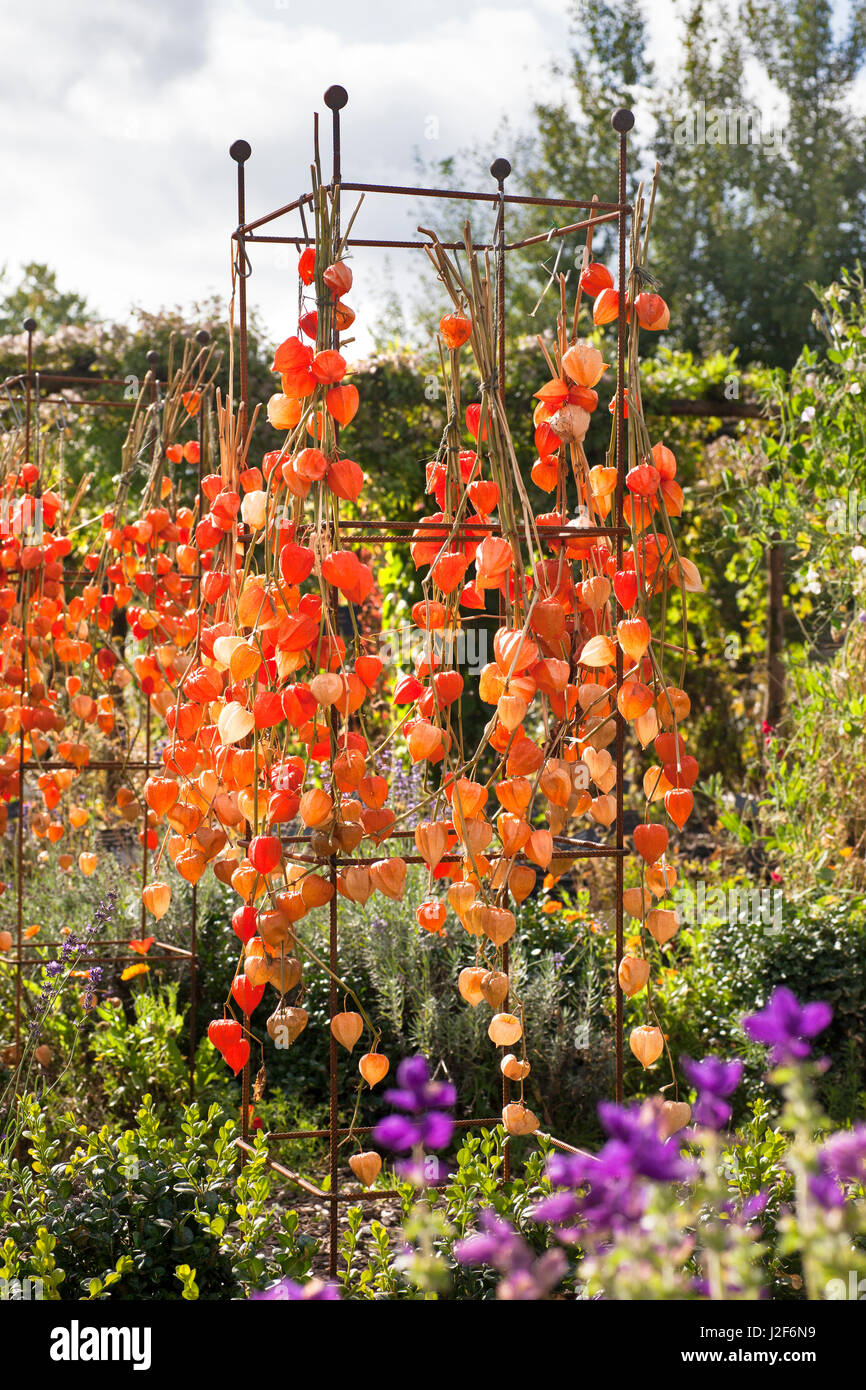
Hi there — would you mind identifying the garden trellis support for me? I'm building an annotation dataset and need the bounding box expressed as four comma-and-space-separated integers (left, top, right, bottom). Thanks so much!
227, 86, 634, 1277
1, 327, 211, 1100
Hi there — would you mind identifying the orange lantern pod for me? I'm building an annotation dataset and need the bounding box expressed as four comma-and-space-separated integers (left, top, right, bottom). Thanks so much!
646, 907, 679, 945
526, 829, 553, 869
618, 955, 650, 997
416, 899, 447, 935
311, 349, 347, 385
633, 822, 669, 865
561, 340, 608, 388
578, 635, 617, 668
369, 857, 407, 900
630, 1025, 664, 1068
144, 776, 180, 818
323, 261, 353, 295
439, 313, 472, 349
617, 680, 653, 721
326, 456, 364, 503
656, 686, 690, 728
592, 287, 620, 325
506, 735, 544, 777
493, 628, 538, 676
359, 1051, 389, 1087
331, 1011, 364, 1052
634, 292, 670, 331
325, 384, 360, 427
665, 787, 694, 829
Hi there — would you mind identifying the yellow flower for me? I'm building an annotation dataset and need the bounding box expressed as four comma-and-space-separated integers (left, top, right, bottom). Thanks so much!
121, 963, 150, 982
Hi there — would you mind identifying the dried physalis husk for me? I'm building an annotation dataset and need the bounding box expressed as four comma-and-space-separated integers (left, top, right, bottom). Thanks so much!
502, 1102, 539, 1136
331, 1010, 364, 1052
646, 907, 679, 946
629, 1024, 664, 1069
448, 881, 478, 929
348, 1151, 382, 1187
258, 906, 294, 949
500, 1052, 530, 1081
340, 866, 372, 904
618, 954, 650, 997
482, 907, 516, 947
458, 967, 486, 1007
488, 1012, 523, 1047
508, 864, 537, 904
481, 970, 509, 1009
267, 1003, 309, 1046
660, 1100, 691, 1137
267, 954, 302, 994
623, 886, 652, 918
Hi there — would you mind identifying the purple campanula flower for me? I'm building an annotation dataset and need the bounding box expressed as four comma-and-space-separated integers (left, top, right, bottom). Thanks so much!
810, 1124, 866, 1208
532, 1100, 693, 1241
743, 986, 832, 1064
250, 1277, 340, 1301
371, 1054, 455, 1177
682, 1055, 743, 1129
456, 1210, 567, 1300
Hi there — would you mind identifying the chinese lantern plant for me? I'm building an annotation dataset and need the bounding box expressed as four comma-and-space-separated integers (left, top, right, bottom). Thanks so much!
579, 172, 701, 1086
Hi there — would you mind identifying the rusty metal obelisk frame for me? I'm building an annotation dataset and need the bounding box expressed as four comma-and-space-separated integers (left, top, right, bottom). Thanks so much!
228, 86, 633, 1276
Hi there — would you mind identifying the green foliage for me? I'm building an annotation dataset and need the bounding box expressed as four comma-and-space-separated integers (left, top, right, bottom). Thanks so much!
642, 883, 866, 1123
0, 1095, 314, 1300
88, 985, 229, 1124
0, 262, 91, 335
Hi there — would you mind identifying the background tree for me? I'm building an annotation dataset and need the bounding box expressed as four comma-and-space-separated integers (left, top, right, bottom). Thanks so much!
416, 0, 866, 369
0, 262, 91, 334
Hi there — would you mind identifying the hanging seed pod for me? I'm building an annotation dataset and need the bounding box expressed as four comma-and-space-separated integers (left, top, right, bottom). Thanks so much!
482, 907, 516, 947
645, 862, 677, 896
646, 907, 679, 945
359, 1052, 389, 1086
629, 1025, 664, 1069
243, 952, 272, 989
258, 906, 294, 949
502, 1102, 539, 1136
507, 864, 537, 903
448, 881, 477, 928
310, 827, 340, 857
142, 880, 171, 920
348, 1151, 382, 1187
488, 1012, 523, 1047
618, 955, 650, 997
481, 970, 509, 1009
369, 857, 407, 900
301, 874, 334, 908
267, 1003, 308, 1046
623, 886, 652, 918
500, 1053, 530, 1081
331, 1010, 364, 1052
267, 955, 302, 994
660, 1100, 691, 1137
415, 819, 450, 869
458, 967, 487, 1007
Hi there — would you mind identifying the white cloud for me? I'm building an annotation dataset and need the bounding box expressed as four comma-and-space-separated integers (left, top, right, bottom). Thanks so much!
1, 0, 694, 355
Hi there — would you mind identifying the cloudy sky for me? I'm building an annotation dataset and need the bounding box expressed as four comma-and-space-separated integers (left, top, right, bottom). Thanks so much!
0, 0, 703, 355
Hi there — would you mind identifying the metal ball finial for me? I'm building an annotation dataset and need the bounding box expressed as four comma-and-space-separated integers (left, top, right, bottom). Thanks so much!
324, 85, 348, 111
611, 108, 635, 133
230, 139, 251, 163
22, 317, 37, 333
146, 350, 161, 368
490, 158, 512, 183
